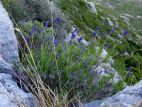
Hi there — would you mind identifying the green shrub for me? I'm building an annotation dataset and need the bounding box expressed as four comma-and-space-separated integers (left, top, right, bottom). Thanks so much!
2, 0, 50, 21
18, 20, 125, 103
2, 0, 26, 21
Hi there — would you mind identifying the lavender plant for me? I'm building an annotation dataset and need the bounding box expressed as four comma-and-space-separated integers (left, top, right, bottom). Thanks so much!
7, 0, 142, 106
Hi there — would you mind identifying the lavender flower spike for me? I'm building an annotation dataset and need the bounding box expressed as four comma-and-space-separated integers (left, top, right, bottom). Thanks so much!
92, 31, 97, 37
100, 32, 106, 38
77, 37, 83, 43
71, 33, 77, 39
123, 30, 129, 36
55, 16, 62, 23
53, 38, 58, 47
31, 26, 36, 36
110, 28, 115, 35
45, 20, 49, 27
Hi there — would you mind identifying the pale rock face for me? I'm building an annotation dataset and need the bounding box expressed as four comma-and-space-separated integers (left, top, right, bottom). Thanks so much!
136, 16, 142, 19
0, 2, 38, 107
96, 47, 114, 65
87, 2, 97, 14
84, 80, 142, 107
0, 73, 38, 107
0, 2, 19, 77
0, 56, 17, 77
91, 63, 122, 84
0, 2, 19, 64
107, 18, 114, 26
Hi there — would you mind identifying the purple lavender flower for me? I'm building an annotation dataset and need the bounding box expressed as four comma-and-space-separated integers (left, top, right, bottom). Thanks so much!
123, 30, 129, 36
127, 67, 132, 72
55, 16, 62, 23
105, 44, 111, 49
126, 72, 131, 78
45, 20, 49, 27
31, 26, 36, 36
92, 31, 97, 37
71, 33, 77, 39
70, 72, 76, 79
100, 32, 106, 38
110, 28, 115, 35
77, 37, 83, 43
69, 40, 72, 45
53, 39, 58, 46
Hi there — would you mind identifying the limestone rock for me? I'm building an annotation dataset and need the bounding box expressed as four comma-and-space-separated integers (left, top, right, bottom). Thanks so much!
0, 73, 38, 107
87, 2, 97, 15
84, 80, 142, 107
95, 47, 114, 65
107, 18, 114, 26
0, 2, 19, 64
91, 63, 122, 84
0, 56, 17, 77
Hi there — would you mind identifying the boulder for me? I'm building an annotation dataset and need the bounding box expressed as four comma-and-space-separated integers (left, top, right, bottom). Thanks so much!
95, 47, 114, 65
106, 18, 114, 26
0, 73, 38, 107
84, 80, 142, 107
0, 2, 38, 107
0, 2, 19, 76
91, 63, 122, 84
87, 2, 97, 15
0, 2, 19, 64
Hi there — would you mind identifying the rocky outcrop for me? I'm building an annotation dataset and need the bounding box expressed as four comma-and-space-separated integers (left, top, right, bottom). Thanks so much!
0, 2, 38, 107
0, 2, 19, 77
106, 18, 114, 26
84, 0, 97, 15
95, 47, 114, 65
91, 63, 122, 84
0, 73, 38, 107
84, 80, 142, 107
0, 2, 19, 64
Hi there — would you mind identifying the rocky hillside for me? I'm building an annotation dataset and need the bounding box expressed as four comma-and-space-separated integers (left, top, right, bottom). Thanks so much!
0, 0, 142, 107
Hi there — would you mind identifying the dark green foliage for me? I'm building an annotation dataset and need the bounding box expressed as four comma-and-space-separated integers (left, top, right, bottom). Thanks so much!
124, 56, 140, 68
113, 80, 125, 94
2, 0, 50, 21
60, 0, 101, 39
2, 0, 26, 21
